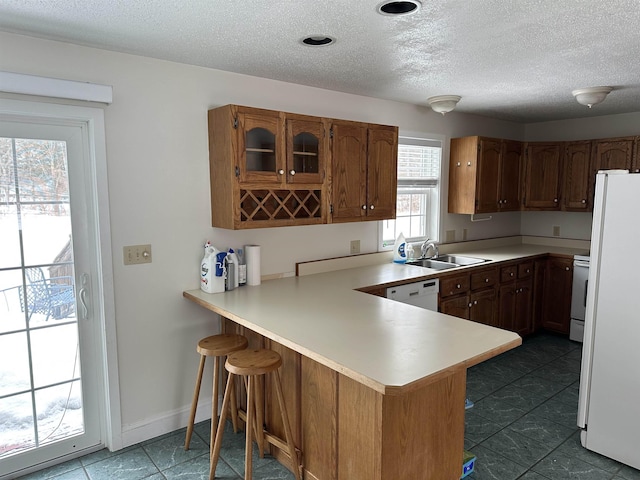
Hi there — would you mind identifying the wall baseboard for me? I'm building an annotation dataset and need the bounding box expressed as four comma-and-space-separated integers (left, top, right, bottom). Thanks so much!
120, 398, 217, 448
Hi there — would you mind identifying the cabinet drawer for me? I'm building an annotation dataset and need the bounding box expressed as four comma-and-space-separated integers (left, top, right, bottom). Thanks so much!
500, 265, 517, 283
471, 268, 498, 290
518, 262, 533, 279
440, 274, 470, 298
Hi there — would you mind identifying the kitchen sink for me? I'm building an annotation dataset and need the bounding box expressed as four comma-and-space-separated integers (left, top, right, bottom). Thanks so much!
432, 255, 490, 266
405, 259, 459, 270
406, 254, 490, 270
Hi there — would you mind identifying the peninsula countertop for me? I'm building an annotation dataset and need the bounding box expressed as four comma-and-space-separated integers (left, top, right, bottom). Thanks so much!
182, 242, 587, 395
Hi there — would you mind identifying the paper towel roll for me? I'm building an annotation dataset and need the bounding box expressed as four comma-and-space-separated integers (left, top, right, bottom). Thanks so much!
245, 245, 261, 286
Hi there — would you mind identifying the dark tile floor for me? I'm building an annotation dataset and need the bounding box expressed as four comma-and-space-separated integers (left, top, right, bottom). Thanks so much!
465, 332, 640, 480
16, 333, 640, 480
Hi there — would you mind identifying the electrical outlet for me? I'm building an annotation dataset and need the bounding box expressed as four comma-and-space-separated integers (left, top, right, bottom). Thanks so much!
445, 230, 455, 242
123, 244, 152, 265
350, 240, 360, 254
553, 225, 561, 237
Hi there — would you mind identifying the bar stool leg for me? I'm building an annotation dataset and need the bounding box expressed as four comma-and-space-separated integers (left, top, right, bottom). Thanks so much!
210, 373, 233, 480
209, 356, 221, 456
245, 375, 255, 480
273, 369, 302, 480
185, 354, 206, 450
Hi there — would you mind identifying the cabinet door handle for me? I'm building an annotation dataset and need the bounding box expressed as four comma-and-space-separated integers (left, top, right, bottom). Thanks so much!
581, 199, 586, 204
467, 162, 472, 166
485, 278, 489, 283
554, 198, 558, 203
361, 205, 367, 210
278, 169, 285, 175
468, 303, 473, 308
456, 162, 461, 167
474, 300, 478, 305
369, 205, 375, 210
510, 272, 514, 277
565, 266, 570, 271
456, 284, 461, 289
289, 169, 296, 175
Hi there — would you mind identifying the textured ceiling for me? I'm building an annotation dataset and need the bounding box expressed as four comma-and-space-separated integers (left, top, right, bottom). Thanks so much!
1, 0, 640, 123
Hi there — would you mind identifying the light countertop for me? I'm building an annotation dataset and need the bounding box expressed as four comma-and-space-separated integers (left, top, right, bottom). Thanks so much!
183, 243, 585, 396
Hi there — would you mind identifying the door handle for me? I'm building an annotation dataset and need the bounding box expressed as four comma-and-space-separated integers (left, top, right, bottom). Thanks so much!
583, 279, 588, 308
78, 273, 90, 320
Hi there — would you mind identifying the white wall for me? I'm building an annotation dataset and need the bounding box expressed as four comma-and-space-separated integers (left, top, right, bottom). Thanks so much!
0, 31, 524, 443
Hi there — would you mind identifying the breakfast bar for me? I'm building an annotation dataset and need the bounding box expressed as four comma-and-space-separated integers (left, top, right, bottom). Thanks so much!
184, 263, 521, 479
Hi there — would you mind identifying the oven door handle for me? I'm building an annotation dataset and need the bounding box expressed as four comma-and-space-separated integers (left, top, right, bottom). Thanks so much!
574, 260, 590, 268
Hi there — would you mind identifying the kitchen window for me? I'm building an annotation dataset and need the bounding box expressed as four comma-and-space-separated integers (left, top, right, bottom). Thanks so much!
379, 136, 442, 249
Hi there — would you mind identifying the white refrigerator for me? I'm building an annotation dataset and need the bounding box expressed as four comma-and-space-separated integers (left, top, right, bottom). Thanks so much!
577, 170, 640, 470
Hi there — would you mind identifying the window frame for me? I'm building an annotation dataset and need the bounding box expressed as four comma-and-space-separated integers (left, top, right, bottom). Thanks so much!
378, 133, 444, 251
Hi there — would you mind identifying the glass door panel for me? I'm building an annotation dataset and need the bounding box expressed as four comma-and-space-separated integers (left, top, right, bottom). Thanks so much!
0, 124, 100, 475
238, 110, 283, 184
286, 118, 325, 184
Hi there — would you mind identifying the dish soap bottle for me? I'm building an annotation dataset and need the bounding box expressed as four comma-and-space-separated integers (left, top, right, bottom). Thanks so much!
393, 233, 407, 264
201, 241, 224, 293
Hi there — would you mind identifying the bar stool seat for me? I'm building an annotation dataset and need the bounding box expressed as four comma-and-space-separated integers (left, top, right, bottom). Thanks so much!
184, 333, 248, 451
210, 349, 302, 480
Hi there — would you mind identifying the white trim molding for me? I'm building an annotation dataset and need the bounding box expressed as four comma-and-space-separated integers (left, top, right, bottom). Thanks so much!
0, 71, 113, 104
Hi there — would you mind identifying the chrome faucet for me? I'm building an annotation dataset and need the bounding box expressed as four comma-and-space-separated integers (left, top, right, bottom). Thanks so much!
420, 239, 439, 259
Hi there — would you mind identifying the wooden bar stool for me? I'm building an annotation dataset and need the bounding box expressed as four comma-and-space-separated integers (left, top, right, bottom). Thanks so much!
184, 334, 248, 451
209, 349, 302, 480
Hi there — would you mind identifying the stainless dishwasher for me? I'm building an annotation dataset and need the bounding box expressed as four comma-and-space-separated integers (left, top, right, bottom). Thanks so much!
386, 279, 439, 311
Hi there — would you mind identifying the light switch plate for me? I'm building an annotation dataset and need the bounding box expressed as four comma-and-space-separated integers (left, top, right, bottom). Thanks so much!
445, 230, 456, 242
553, 225, 561, 237
350, 240, 360, 255
123, 244, 152, 265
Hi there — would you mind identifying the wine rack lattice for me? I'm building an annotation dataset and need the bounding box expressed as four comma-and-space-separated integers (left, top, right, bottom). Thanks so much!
240, 189, 321, 223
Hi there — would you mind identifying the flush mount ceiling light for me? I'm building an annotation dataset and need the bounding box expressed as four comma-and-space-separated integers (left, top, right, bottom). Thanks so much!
301, 35, 335, 47
377, 0, 421, 16
427, 95, 461, 115
572, 86, 613, 108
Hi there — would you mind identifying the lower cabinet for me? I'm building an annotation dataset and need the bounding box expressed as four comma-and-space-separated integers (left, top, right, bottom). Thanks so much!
439, 267, 499, 327
438, 257, 566, 338
540, 256, 574, 334
498, 261, 533, 336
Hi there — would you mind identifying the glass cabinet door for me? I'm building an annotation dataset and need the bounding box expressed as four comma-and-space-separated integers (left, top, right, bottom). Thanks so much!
287, 118, 325, 184
238, 111, 284, 184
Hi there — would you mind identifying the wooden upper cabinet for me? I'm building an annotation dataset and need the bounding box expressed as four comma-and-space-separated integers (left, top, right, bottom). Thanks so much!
523, 142, 563, 210
286, 116, 327, 185
499, 140, 522, 211
562, 141, 592, 211
238, 107, 285, 184
632, 136, 640, 173
592, 136, 634, 172
330, 121, 398, 223
330, 121, 368, 221
474, 138, 501, 213
448, 136, 522, 214
366, 125, 398, 220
